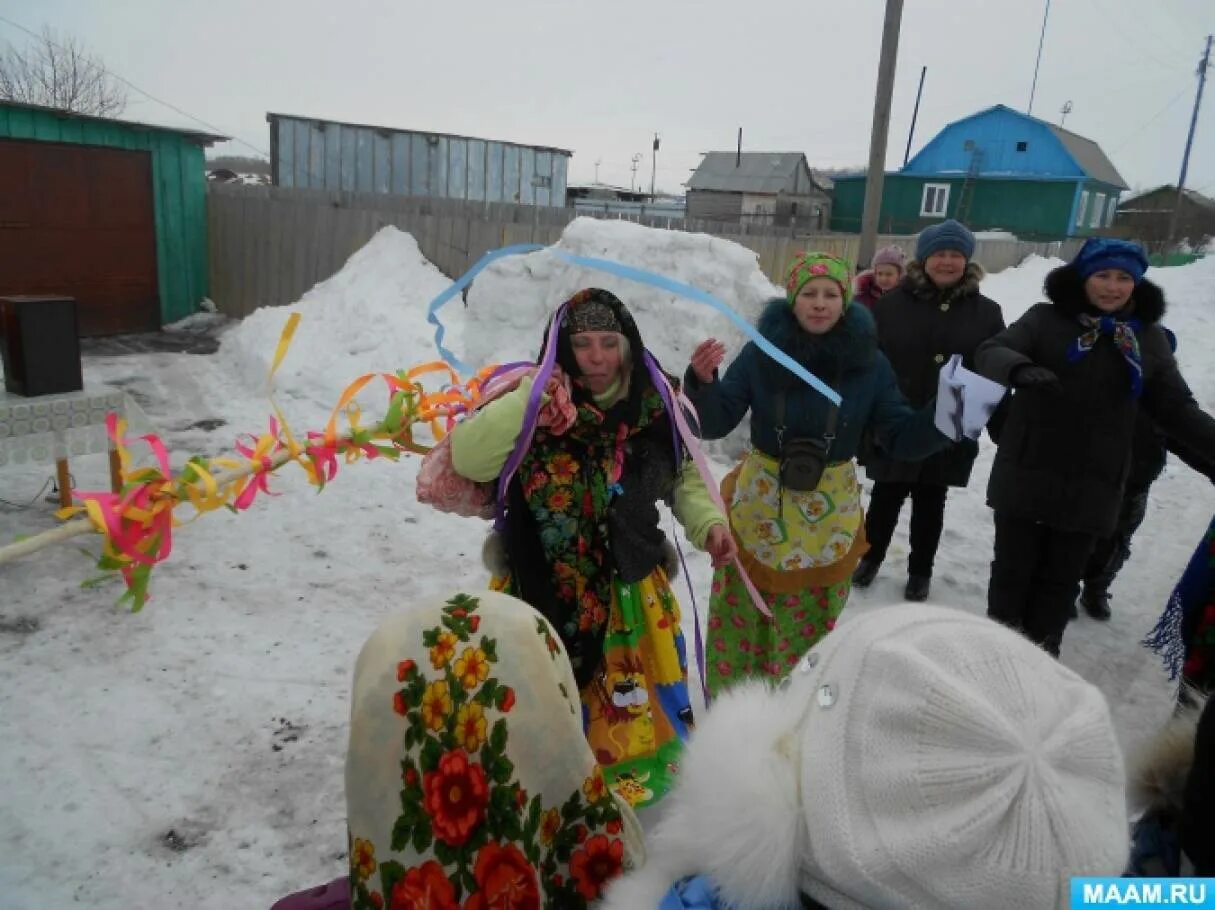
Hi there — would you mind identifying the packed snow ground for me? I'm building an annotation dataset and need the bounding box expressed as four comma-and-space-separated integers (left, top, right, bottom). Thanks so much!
1, 219, 1212, 909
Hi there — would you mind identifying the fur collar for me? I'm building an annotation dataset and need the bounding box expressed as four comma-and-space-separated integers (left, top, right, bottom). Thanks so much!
901, 259, 985, 304
1129, 693, 1206, 814
756, 297, 878, 387
1044, 264, 1166, 324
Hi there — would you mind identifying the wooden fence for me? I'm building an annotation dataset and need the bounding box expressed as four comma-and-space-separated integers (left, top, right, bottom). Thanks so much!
206, 183, 1086, 318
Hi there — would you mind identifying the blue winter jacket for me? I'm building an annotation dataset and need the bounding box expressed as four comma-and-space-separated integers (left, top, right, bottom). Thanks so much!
684, 299, 945, 463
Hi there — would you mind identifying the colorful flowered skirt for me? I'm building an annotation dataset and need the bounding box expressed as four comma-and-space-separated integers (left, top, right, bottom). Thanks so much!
492, 568, 690, 809
707, 450, 869, 696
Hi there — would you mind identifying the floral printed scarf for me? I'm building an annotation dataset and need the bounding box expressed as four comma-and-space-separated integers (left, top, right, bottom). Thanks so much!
1068, 313, 1144, 398
511, 385, 670, 684
346, 590, 643, 909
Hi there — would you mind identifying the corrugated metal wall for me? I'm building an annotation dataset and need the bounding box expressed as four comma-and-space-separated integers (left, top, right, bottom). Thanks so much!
0, 103, 211, 326
270, 114, 570, 208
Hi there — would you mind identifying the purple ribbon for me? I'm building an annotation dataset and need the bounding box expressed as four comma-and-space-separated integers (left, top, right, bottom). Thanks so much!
493, 303, 567, 532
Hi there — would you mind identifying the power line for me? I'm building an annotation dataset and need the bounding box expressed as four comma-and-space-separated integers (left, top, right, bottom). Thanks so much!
0, 13, 269, 158
1082, 0, 1193, 72
1107, 87, 1193, 155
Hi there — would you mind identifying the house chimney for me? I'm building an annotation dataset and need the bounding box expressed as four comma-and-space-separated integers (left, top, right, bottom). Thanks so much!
737, 128, 742, 167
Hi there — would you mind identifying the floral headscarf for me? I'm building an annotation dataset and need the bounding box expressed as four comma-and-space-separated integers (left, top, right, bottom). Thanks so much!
785, 252, 853, 307
345, 590, 644, 909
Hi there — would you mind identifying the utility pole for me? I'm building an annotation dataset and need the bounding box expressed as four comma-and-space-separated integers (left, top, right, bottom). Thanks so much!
859, 0, 904, 269
651, 133, 660, 201
1167, 34, 1212, 250
903, 65, 926, 166
1028, 0, 1051, 115
1059, 100, 1072, 127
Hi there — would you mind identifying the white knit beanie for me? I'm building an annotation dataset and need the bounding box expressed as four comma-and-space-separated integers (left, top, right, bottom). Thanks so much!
601, 605, 1129, 910
792, 605, 1129, 909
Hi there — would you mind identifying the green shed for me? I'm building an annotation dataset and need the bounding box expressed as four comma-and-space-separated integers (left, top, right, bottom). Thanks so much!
0, 100, 226, 335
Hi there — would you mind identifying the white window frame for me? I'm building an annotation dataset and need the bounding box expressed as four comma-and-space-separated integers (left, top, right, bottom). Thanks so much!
1090, 192, 1105, 228
1076, 190, 1090, 228
920, 183, 950, 218
1106, 196, 1119, 227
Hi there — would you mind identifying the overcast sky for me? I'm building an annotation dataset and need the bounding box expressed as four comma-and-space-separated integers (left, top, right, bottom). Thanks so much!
2, 0, 1212, 197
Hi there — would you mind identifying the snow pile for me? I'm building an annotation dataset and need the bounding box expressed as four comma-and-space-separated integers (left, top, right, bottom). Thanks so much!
219, 227, 456, 422
978, 253, 1062, 320
463, 217, 781, 374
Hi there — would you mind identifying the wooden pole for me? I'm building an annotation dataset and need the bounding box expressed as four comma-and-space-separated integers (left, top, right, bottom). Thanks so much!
858, 0, 905, 271
55, 458, 72, 510
1166, 35, 1212, 250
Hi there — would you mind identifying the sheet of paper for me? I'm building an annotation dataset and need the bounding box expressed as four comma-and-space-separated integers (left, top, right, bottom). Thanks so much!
934, 355, 1008, 441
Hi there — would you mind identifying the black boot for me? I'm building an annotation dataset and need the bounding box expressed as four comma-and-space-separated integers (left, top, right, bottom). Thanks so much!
905, 575, 931, 602
1080, 587, 1112, 621
852, 556, 881, 588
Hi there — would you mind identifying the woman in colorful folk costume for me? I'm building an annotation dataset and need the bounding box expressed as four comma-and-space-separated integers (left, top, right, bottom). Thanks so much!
685, 253, 948, 694
449, 289, 734, 808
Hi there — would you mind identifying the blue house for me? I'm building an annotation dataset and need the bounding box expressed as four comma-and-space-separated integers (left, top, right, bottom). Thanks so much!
831, 105, 1129, 239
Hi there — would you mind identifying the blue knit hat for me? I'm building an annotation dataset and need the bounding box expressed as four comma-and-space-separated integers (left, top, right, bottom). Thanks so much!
916, 219, 976, 261
1071, 237, 1149, 285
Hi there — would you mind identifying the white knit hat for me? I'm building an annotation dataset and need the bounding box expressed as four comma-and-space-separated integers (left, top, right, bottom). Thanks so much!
792, 605, 1129, 909
601, 605, 1128, 910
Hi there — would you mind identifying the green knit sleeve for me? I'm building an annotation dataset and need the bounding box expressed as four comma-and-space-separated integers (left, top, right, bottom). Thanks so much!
671, 462, 727, 549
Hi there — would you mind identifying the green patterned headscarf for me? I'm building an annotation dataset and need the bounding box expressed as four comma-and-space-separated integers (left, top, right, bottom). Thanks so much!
785, 252, 854, 307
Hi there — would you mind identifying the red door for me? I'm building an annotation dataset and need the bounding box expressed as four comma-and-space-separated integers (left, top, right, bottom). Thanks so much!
0, 138, 159, 335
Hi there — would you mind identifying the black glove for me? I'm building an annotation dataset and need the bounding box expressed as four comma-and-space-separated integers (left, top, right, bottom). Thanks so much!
1011, 363, 1062, 392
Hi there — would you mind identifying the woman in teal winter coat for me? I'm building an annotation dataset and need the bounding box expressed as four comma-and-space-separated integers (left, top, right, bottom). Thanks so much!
684, 251, 949, 694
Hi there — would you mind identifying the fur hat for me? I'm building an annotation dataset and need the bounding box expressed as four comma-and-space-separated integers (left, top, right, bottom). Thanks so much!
1071, 237, 1150, 285
916, 219, 976, 261
870, 245, 907, 273
602, 605, 1129, 910
785, 252, 853, 307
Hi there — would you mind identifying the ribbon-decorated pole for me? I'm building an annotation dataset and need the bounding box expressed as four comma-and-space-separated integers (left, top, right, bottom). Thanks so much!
0, 337, 503, 607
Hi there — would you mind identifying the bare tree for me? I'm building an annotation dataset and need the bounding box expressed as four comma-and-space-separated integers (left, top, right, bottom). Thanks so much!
0, 27, 127, 117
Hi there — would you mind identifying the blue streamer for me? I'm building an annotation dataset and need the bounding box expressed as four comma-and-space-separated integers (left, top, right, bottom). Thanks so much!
427, 244, 841, 405
426, 243, 543, 374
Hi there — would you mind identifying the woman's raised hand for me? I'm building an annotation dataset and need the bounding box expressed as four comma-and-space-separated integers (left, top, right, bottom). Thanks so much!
690, 339, 727, 385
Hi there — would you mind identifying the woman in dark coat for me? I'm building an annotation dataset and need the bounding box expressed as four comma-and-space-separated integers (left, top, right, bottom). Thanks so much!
854, 219, 1006, 601
684, 251, 947, 694
976, 238, 1215, 656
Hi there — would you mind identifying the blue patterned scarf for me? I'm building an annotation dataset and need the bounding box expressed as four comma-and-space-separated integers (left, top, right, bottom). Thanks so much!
1068, 314, 1144, 398
1143, 514, 1215, 685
